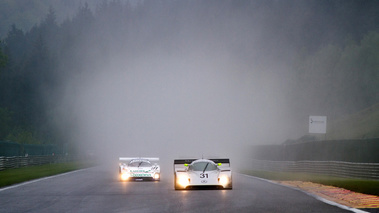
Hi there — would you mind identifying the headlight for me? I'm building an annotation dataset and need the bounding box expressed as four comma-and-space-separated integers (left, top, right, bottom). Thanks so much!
218, 176, 229, 186
154, 173, 160, 180
178, 176, 190, 187
121, 173, 129, 181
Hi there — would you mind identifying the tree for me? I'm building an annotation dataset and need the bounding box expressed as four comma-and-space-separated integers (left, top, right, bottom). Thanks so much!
4, 25, 28, 66
0, 107, 12, 140
0, 40, 7, 70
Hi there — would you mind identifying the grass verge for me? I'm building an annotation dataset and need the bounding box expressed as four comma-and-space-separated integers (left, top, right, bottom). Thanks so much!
0, 161, 93, 188
243, 170, 379, 196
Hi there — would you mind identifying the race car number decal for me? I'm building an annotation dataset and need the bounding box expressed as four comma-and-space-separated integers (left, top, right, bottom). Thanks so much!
130, 170, 146, 172
131, 173, 152, 177
200, 173, 208, 178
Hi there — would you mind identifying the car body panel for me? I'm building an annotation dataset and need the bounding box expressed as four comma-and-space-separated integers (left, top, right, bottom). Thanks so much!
119, 157, 160, 181
174, 158, 232, 190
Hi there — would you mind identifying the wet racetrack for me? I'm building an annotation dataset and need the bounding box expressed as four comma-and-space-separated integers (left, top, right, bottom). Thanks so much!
0, 166, 353, 213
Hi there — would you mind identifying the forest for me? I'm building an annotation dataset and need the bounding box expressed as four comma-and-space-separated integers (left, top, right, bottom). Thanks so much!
0, 0, 378, 150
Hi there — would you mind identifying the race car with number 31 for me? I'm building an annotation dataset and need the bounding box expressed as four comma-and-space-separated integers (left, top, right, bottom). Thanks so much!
174, 158, 232, 190
119, 157, 160, 181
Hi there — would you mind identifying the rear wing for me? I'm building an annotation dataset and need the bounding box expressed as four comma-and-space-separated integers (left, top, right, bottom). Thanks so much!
174, 159, 197, 172
119, 157, 159, 163
210, 159, 231, 171
174, 159, 197, 164
209, 159, 230, 164
173, 158, 231, 172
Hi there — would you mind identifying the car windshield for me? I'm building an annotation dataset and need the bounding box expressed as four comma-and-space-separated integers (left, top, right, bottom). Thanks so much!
128, 161, 151, 167
189, 162, 217, 171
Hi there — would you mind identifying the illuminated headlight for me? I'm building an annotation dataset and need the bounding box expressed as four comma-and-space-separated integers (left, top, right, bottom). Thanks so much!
218, 176, 229, 186
154, 173, 160, 180
120, 173, 130, 181
178, 176, 190, 187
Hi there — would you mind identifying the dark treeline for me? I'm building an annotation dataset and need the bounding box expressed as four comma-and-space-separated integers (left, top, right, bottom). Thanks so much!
0, 0, 378, 146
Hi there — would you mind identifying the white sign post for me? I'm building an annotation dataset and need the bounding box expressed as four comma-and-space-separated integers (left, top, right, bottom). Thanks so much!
309, 116, 327, 134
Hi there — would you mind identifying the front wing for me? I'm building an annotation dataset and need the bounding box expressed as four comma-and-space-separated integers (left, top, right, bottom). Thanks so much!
120, 171, 160, 181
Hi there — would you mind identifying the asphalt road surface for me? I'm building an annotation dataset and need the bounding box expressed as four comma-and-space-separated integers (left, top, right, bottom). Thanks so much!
0, 166, 354, 213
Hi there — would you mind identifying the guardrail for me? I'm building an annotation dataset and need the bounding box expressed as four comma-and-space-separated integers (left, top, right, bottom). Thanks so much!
251, 159, 379, 180
0, 155, 73, 171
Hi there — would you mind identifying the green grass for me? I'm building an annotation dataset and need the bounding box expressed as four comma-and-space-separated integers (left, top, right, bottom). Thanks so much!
243, 170, 379, 196
0, 162, 93, 188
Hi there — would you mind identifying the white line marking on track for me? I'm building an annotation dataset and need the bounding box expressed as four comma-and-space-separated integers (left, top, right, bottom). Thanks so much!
0, 168, 88, 192
239, 173, 369, 213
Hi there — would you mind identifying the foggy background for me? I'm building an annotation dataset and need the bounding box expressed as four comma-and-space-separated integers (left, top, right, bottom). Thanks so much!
53, 0, 378, 169
58, 1, 301, 168
1, 0, 378, 171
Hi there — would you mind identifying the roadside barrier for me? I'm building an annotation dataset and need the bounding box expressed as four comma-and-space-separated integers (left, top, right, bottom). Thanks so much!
0, 155, 73, 171
251, 159, 379, 180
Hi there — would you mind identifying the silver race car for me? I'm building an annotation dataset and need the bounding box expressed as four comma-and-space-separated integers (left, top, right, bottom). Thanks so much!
174, 158, 232, 190
119, 157, 160, 181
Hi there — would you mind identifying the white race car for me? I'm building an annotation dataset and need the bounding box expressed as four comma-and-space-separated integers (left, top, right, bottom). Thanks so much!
119, 157, 160, 181
174, 158, 232, 190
